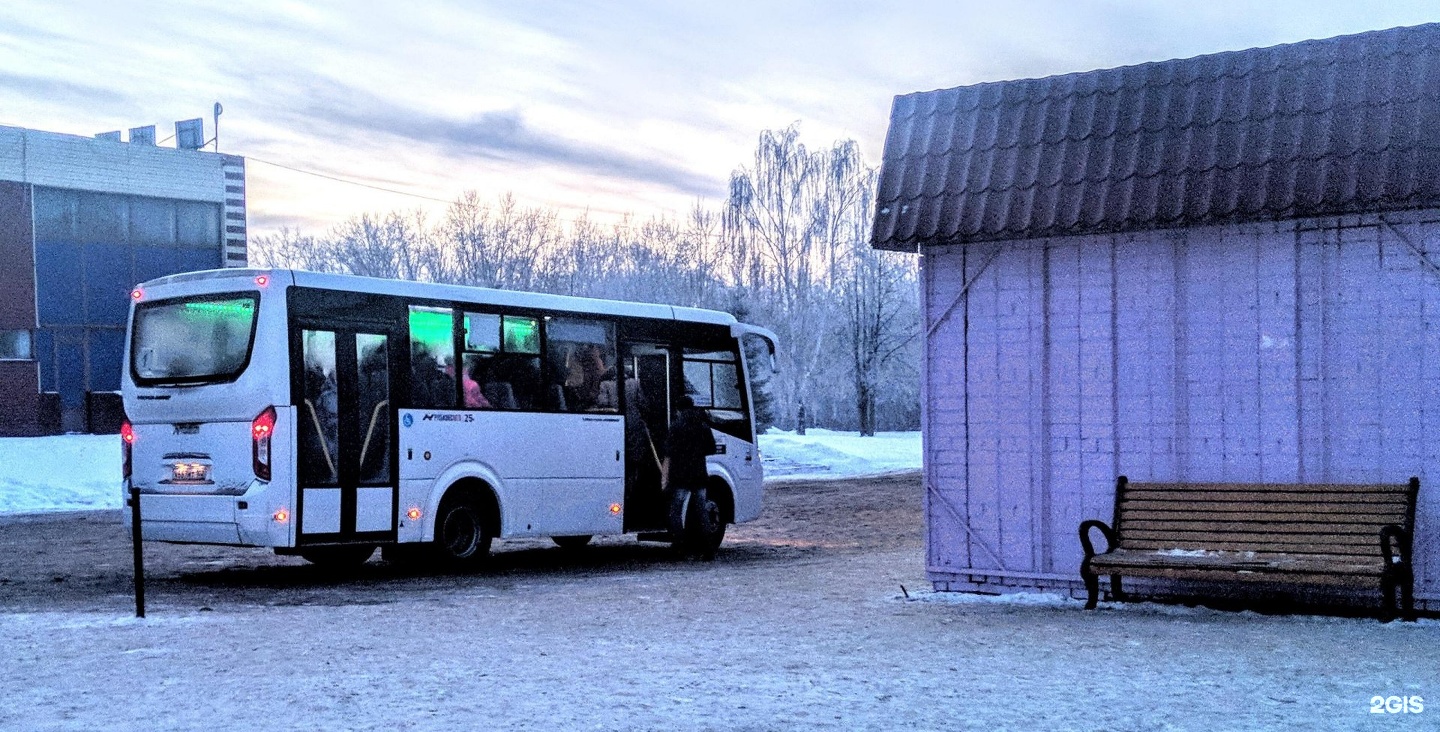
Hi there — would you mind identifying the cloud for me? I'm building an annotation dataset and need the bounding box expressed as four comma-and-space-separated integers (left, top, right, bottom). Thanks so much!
272, 76, 724, 198
0, 71, 131, 109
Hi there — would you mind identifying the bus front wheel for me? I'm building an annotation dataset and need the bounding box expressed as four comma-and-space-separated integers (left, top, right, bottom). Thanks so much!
434, 500, 492, 568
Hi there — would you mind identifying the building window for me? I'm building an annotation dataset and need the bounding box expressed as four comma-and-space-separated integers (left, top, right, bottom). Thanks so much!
0, 330, 34, 360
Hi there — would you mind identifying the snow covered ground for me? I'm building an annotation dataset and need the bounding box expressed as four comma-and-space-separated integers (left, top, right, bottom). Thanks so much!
0, 430, 920, 515
0, 434, 121, 515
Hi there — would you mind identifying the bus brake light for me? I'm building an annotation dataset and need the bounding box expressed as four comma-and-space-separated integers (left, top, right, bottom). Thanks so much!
252, 406, 277, 481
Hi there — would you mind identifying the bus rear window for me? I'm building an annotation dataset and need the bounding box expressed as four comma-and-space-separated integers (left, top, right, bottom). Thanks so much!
131, 294, 259, 384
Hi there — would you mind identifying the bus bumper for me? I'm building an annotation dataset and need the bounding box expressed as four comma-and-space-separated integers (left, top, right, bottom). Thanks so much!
129, 480, 294, 548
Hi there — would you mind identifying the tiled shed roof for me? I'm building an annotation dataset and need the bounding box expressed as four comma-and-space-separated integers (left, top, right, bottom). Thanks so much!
871, 24, 1440, 251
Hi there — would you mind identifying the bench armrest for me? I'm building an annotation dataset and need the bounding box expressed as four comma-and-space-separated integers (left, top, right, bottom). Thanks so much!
1080, 520, 1118, 558
1380, 524, 1412, 567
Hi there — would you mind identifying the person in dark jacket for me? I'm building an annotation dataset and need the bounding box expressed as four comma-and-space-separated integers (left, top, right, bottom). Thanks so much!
662, 395, 720, 559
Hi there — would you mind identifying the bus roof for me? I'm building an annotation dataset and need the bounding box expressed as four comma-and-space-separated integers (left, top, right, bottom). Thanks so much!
138, 268, 739, 327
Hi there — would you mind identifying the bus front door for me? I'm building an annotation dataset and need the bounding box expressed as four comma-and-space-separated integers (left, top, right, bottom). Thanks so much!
621, 344, 671, 531
296, 329, 396, 545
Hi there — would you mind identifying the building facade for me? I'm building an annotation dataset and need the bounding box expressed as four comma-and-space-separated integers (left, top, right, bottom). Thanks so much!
0, 125, 246, 435
872, 24, 1440, 609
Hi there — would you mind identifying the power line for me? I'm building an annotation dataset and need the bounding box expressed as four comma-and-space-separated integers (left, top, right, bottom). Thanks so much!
246, 154, 454, 204
245, 153, 715, 233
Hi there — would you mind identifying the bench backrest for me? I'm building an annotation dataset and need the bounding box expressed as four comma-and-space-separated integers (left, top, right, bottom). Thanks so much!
1114, 477, 1419, 556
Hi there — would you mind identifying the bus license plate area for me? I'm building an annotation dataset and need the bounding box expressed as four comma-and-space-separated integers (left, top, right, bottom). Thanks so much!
169, 461, 213, 484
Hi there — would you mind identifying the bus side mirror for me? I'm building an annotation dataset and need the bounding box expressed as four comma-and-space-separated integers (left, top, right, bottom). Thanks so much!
732, 324, 780, 373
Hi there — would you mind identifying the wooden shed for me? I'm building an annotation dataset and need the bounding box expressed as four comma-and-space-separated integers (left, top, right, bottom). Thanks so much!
871, 24, 1440, 609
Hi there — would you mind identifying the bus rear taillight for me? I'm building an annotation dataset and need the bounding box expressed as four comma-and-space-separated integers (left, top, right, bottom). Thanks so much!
121, 419, 134, 481
252, 406, 276, 481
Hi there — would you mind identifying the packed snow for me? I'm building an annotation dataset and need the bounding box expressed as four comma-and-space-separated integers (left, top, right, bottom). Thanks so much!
0, 429, 920, 515
757, 428, 920, 481
0, 435, 121, 515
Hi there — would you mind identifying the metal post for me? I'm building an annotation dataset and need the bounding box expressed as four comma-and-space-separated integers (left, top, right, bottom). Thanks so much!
129, 486, 145, 618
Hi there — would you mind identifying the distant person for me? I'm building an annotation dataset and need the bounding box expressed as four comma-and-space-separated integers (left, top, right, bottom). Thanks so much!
662, 394, 720, 559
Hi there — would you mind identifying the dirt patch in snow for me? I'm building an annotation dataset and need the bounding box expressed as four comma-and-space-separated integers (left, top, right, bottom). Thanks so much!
0, 472, 924, 613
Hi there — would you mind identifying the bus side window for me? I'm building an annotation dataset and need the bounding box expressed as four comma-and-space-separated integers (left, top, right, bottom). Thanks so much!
545, 318, 618, 413
682, 348, 749, 440
462, 313, 541, 410
408, 306, 456, 409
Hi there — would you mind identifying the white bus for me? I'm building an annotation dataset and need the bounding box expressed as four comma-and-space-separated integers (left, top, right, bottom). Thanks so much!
121, 269, 778, 567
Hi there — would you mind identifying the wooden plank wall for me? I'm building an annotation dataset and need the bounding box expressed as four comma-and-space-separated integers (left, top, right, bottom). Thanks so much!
923, 210, 1440, 602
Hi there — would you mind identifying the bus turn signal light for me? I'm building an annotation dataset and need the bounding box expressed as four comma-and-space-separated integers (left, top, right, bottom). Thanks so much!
610, 503, 622, 515
406, 507, 422, 521
273, 509, 289, 523
120, 420, 134, 480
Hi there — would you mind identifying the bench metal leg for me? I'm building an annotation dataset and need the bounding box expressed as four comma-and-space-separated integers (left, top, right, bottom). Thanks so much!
1082, 565, 1100, 610
1380, 576, 1398, 622
1110, 574, 1126, 602
1401, 569, 1416, 623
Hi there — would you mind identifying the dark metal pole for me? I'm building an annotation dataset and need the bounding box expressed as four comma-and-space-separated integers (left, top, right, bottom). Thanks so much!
129, 486, 145, 618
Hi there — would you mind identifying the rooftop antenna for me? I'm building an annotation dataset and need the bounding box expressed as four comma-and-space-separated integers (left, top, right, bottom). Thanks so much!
212, 102, 223, 152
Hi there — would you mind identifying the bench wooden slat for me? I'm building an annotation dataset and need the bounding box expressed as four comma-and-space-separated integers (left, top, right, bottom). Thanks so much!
1120, 520, 1387, 535
1120, 538, 1383, 556
1120, 530, 1382, 549
1122, 510, 1405, 525
1120, 499, 1409, 515
1105, 548, 1386, 564
1124, 489, 1410, 504
1090, 566, 1382, 588
1128, 482, 1412, 495
1091, 559, 1383, 578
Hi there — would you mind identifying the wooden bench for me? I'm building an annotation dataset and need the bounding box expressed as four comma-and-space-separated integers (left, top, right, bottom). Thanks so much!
1079, 476, 1420, 621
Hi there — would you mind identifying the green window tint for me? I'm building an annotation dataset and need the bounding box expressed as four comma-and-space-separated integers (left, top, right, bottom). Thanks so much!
464, 313, 501, 353
181, 300, 255, 318
503, 316, 540, 354
408, 306, 456, 409
408, 307, 453, 347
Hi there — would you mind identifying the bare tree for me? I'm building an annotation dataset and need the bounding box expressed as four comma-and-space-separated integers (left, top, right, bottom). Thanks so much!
251, 126, 923, 434
723, 126, 876, 431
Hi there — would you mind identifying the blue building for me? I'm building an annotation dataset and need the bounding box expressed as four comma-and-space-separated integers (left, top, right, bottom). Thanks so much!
0, 124, 247, 434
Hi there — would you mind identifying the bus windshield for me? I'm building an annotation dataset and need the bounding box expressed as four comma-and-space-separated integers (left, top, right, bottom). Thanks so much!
131, 293, 259, 385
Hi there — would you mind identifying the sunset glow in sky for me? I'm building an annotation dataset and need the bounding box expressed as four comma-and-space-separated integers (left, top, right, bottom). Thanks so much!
2, 1, 1436, 236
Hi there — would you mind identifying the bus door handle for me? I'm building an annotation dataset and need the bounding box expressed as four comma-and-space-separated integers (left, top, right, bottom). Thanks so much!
616, 450, 621, 461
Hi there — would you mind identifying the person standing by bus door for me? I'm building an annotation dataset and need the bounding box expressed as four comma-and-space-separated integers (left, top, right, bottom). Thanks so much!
662, 395, 719, 559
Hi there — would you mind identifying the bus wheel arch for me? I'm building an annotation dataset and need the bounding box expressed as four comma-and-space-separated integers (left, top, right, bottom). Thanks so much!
707, 476, 736, 525
433, 478, 499, 566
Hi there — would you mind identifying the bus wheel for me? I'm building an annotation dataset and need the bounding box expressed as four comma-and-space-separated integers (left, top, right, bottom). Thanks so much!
693, 503, 726, 561
299, 545, 375, 567
551, 535, 592, 550
435, 500, 491, 567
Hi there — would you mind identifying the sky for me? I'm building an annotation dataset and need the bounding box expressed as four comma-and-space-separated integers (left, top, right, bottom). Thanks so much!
1, 1, 1436, 237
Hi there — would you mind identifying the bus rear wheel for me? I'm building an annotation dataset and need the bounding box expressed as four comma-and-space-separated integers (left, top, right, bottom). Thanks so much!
299, 544, 375, 568
434, 500, 491, 568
